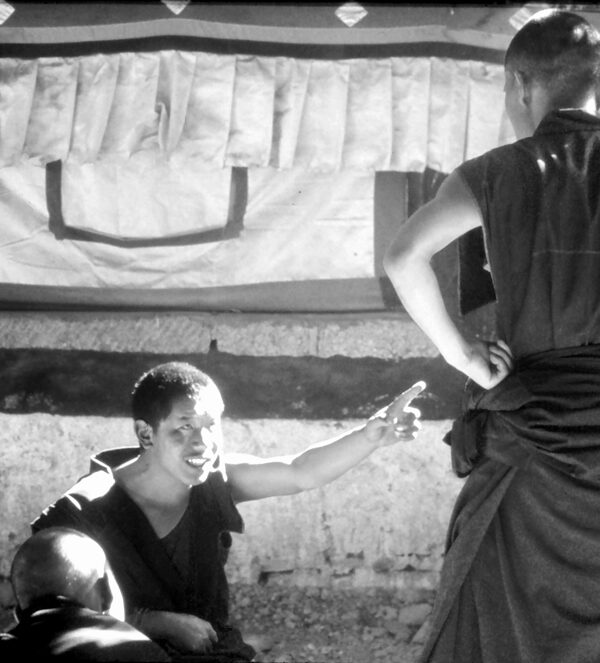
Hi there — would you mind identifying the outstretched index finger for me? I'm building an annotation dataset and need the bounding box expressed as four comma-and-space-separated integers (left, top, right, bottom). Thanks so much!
386, 381, 426, 417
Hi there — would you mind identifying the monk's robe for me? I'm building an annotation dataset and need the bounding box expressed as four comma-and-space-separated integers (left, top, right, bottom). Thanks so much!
33, 448, 255, 663
422, 110, 600, 663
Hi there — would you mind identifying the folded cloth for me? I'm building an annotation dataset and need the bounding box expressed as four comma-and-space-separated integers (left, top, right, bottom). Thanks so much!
444, 344, 600, 481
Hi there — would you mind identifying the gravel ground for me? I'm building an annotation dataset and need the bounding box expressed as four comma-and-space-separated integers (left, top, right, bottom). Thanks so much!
0, 582, 433, 663
229, 583, 432, 663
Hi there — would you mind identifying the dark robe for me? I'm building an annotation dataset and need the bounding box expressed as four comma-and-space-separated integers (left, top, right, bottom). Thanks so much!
0, 596, 171, 661
421, 111, 600, 663
32, 448, 255, 663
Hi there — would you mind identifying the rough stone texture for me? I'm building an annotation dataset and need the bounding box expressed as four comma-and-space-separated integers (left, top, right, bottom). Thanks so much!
316, 319, 435, 360
228, 420, 459, 594
0, 414, 461, 587
0, 348, 464, 420
0, 311, 439, 359
0, 311, 206, 354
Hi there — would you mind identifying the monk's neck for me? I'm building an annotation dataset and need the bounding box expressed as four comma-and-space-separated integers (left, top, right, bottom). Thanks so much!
115, 455, 192, 509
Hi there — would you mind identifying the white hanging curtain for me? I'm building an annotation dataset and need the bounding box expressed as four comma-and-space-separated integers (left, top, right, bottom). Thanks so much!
0, 51, 512, 171
0, 164, 373, 289
0, 49, 513, 310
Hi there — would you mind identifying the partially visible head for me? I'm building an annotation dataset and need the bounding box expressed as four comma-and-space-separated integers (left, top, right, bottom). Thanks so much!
131, 362, 224, 432
504, 9, 600, 136
10, 528, 124, 619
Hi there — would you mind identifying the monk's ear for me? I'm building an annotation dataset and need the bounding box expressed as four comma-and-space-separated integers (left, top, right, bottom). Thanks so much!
513, 69, 532, 108
134, 419, 153, 449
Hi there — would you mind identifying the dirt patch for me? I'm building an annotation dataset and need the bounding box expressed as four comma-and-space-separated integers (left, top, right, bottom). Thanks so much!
230, 583, 432, 663
0, 583, 432, 662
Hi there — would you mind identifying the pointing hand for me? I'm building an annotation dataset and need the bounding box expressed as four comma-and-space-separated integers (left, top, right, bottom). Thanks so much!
366, 381, 426, 446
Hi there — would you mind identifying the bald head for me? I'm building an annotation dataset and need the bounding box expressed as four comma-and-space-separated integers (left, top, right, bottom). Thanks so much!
505, 9, 600, 109
11, 528, 111, 614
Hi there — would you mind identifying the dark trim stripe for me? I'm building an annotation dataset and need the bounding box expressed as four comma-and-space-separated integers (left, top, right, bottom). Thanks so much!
0, 278, 400, 313
0, 15, 510, 49
0, 36, 507, 62
0, 348, 464, 420
46, 162, 247, 248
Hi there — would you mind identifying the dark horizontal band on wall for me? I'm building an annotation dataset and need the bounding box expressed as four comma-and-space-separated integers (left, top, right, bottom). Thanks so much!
0, 348, 465, 420
0, 279, 401, 313
0, 36, 506, 62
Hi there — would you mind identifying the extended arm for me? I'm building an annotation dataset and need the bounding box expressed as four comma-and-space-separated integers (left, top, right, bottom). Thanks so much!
226, 382, 424, 503
132, 610, 217, 654
383, 171, 512, 388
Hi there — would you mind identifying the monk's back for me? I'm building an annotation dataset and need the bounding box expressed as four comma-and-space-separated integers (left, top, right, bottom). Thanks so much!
459, 110, 600, 359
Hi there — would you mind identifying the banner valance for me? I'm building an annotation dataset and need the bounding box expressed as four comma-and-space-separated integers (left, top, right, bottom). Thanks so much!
0, 52, 513, 173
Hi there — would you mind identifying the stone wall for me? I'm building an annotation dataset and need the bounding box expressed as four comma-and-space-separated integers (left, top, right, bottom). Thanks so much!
0, 310, 468, 610
0, 414, 461, 584
0, 310, 438, 359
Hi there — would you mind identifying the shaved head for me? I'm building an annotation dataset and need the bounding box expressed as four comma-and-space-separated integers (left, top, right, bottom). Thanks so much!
505, 9, 600, 108
11, 528, 111, 613
131, 362, 224, 432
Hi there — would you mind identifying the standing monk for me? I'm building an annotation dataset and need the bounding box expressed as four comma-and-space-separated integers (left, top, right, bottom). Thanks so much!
384, 9, 600, 663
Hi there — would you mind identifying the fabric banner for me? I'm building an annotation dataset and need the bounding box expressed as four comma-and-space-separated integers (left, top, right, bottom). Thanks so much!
0, 52, 513, 171
0, 163, 374, 293
0, 48, 513, 311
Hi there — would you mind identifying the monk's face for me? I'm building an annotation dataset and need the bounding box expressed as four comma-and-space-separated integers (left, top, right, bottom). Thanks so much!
148, 390, 223, 487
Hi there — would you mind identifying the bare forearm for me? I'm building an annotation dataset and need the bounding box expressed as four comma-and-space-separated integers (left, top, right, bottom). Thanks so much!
382, 172, 513, 389
385, 252, 470, 367
227, 387, 422, 502
130, 609, 175, 640
290, 425, 377, 490
131, 609, 218, 652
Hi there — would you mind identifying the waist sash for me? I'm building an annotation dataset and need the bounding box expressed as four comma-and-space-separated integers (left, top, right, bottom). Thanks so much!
445, 344, 600, 480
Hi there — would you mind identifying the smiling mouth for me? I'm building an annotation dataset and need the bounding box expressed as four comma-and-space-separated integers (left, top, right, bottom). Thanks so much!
185, 457, 208, 468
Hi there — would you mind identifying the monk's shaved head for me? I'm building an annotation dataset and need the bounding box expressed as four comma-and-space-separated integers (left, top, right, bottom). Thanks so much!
505, 9, 600, 108
11, 528, 109, 612
131, 361, 224, 432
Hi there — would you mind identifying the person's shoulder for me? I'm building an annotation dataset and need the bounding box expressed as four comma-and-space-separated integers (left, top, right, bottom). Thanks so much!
23, 608, 171, 662
32, 471, 116, 533
460, 142, 522, 175
191, 471, 244, 533
456, 142, 528, 199
191, 469, 232, 505
67, 470, 116, 502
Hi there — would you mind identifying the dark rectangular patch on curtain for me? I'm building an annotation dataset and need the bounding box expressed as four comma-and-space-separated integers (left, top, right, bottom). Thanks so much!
46, 161, 247, 247
373, 171, 405, 308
